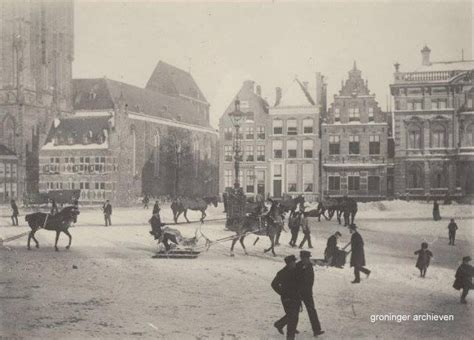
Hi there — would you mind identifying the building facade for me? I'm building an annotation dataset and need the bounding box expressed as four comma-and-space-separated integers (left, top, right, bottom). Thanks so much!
390, 46, 474, 199
0, 1, 74, 199
0, 144, 19, 202
40, 62, 219, 205
321, 63, 392, 199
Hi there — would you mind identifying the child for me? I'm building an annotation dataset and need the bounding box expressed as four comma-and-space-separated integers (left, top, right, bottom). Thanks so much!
453, 256, 473, 304
414, 242, 433, 278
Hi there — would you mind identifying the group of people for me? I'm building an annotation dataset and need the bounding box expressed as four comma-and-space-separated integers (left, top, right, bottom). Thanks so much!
288, 210, 313, 249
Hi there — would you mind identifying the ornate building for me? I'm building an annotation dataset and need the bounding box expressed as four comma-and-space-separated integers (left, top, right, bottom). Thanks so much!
321, 63, 392, 199
390, 46, 474, 199
0, 1, 74, 198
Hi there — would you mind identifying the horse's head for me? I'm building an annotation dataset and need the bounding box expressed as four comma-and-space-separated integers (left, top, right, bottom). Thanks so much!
204, 196, 218, 207
58, 206, 80, 222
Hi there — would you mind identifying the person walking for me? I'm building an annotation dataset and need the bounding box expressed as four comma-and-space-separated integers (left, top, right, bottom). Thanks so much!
288, 211, 301, 247
414, 242, 433, 278
50, 199, 59, 215
349, 224, 371, 283
453, 256, 474, 304
272, 255, 301, 340
143, 195, 150, 209
10, 199, 19, 226
72, 197, 79, 223
448, 219, 458, 246
152, 200, 160, 215
298, 212, 313, 249
324, 231, 342, 267
295, 251, 325, 337
433, 200, 441, 221
103, 200, 112, 226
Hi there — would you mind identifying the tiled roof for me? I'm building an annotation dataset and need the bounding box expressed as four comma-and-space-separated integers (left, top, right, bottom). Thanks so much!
0, 144, 16, 156
146, 61, 208, 103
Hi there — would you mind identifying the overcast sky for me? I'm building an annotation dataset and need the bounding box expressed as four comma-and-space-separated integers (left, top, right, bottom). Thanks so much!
73, 0, 473, 127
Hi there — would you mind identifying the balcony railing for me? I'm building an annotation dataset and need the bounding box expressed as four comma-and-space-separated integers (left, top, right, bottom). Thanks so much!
395, 70, 464, 82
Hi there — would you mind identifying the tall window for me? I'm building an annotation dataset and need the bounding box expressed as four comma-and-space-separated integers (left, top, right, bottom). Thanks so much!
328, 176, 340, 190
464, 124, 474, 146
287, 140, 297, 158
303, 119, 314, 134
245, 145, 254, 161
408, 101, 423, 111
273, 119, 283, 135
256, 145, 265, 161
368, 107, 374, 122
246, 170, 255, 193
431, 167, 447, 188
224, 145, 233, 162
349, 107, 360, 121
329, 136, 340, 155
224, 127, 233, 140
245, 126, 254, 140
431, 125, 446, 148
224, 169, 233, 188
287, 119, 297, 135
274, 164, 282, 177
433, 99, 447, 110
4, 117, 15, 151
287, 164, 297, 192
407, 164, 423, 188
368, 176, 380, 193
153, 132, 160, 176
303, 140, 313, 158
334, 108, 340, 122
257, 126, 265, 139
369, 135, 380, 155
348, 176, 360, 191
303, 163, 313, 192
349, 135, 360, 154
256, 170, 265, 195
273, 140, 283, 159
408, 125, 422, 149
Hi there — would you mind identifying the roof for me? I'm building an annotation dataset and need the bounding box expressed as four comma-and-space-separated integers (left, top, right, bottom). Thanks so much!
73, 78, 211, 128
146, 61, 208, 104
274, 78, 316, 108
337, 62, 371, 97
414, 60, 474, 73
0, 144, 16, 156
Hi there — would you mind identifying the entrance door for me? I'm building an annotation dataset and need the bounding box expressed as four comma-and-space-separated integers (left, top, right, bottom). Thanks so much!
273, 180, 282, 198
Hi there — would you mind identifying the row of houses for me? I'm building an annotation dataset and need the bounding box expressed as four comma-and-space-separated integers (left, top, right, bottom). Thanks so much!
218, 47, 474, 201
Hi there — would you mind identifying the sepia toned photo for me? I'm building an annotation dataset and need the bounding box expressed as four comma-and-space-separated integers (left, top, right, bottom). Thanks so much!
0, 0, 473, 339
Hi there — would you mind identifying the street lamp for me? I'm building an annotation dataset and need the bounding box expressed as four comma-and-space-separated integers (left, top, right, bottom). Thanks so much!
228, 98, 246, 189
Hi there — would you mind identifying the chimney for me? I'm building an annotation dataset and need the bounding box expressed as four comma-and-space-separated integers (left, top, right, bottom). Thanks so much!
421, 45, 431, 66
275, 87, 282, 107
256, 85, 262, 96
243, 80, 255, 93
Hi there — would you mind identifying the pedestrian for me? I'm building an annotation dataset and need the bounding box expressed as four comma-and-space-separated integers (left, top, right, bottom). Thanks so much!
453, 256, 474, 304
72, 197, 79, 223
324, 231, 342, 267
448, 218, 458, 246
152, 200, 160, 215
298, 212, 313, 249
222, 191, 228, 213
103, 200, 112, 226
288, 211, 301, 247
10, 199, 19, 226
271, 255, 301, 340
433, 200, 441, 221
50, 199, 59, 215
349, 224, 371, 283
342, 195, 350, 227
149, 207, 165, 240
295, 250, 325, 337
143, 194, 149, 209
414, 242, 433, 278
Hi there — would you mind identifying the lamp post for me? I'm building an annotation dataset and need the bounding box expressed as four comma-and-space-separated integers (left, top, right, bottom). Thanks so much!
228, 98, 245, 189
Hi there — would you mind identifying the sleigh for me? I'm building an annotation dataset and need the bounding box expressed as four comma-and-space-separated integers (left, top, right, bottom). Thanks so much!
150, 226, 202, 259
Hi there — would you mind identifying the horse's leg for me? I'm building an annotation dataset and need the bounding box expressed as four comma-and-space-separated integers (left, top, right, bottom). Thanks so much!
54, 231, 60, 251
64, 229, 72, 249
230, 236, 239, 257
27, 230, 33, 250
184, 209, 190, 223
31, 230, 40, 248
173, 209, 178, 223
239, 236, 248, 255
200, 209, 206, 223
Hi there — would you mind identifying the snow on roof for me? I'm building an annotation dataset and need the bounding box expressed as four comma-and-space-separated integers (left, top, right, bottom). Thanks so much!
274, 78, 315, 108
414, 60, 474, 72
42, 140, 109, 151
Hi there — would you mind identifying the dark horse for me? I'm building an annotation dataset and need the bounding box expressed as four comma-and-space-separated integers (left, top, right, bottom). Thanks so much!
171, 196, 219, 223
25, 206, 80, 251
278, 195, 305, 214
229, 200, 284, 257
316, 197, 358, 226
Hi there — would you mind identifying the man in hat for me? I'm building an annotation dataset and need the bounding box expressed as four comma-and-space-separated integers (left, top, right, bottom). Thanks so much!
298, 212, 313, 249
10, 199, 19, 226
149, 206, 165, 241
447, 219, 458, 246
271, 255, 300, 340
453, 256, 473, 304
349, 224, 371, 283
102, 200, 112, 226
325, 231, 342, 267
295, 250, 325, 337
152, 200, 161, 215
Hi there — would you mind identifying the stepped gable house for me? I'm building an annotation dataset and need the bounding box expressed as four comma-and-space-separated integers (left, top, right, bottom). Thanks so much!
40, 61, 218, 205
390, 46, 474, 199
321, 62, 392, 199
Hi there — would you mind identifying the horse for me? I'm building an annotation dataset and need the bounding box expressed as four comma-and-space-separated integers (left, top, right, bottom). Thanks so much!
25, 206, 80, 251
229, 200, 284, 257
171, 196, 218, 223
341, 197, 358, 226
278, 195, 305, 214
316, 198, 344, 222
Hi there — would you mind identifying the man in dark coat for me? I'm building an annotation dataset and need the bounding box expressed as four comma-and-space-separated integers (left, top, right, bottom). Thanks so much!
288, 211, 301, 247
103, 200, 112, 226
295, 251, 325, 337
349, 224, 371, 283
152, 201, 160, 215
453, 256, 473, 304
433, 200, 441, 221
143, 195, 150, 209
272, 255, 300, 340
324, 231, 342, 266
448, 219, 458, 246
10, 199, 19, 226
50, 199, 59, 215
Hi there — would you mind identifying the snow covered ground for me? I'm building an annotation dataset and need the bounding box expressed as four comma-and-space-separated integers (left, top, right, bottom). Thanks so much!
0, 201, 473, 339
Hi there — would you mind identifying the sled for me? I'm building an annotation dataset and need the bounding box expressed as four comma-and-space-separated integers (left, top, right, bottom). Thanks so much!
152, 249, 201, 259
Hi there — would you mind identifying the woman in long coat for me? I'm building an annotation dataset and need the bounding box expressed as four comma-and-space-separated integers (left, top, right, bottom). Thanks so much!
433, 200, 441, 221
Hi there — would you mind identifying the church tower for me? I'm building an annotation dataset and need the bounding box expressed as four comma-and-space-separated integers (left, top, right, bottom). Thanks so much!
0, 0, 74, 197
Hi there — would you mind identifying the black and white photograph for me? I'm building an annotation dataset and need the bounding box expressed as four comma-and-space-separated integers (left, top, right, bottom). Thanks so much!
0, 0, 473, 339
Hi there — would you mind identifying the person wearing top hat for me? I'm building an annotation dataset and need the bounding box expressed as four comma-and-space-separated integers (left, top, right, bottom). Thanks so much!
325, 231, 342, 267
447, 219, 458, 246
453, 256, 474, 304
152, 200, 160, 215
295, 250, 325, 337
272, 255, 300, 340
349, 224, 371, 283
10, 199, 19, 226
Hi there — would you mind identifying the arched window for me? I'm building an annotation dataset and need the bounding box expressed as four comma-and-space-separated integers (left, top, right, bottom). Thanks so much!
430, 163, 447, 188
407, 123, 422, 149
153, 131, 160, 177
407, 164, 423, 188
431, 124, 447, 148
131, 127, 137, 176
464, 123, 474, 147
3, 117, 15, 151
